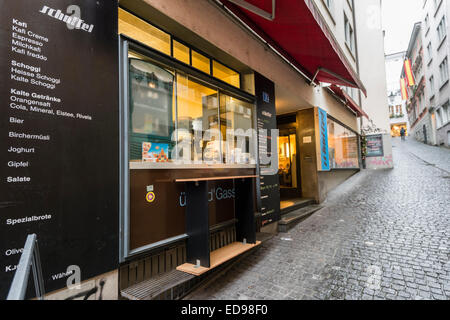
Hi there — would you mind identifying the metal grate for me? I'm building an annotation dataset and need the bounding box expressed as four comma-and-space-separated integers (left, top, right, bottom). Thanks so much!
121, 269, 194, 300
119, 224, 237, 299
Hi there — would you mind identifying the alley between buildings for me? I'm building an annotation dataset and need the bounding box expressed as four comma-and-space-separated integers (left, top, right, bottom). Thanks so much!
186, 138, 450, 300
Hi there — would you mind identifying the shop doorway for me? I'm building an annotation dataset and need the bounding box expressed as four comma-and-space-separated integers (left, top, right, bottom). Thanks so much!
391, 123, 408, 137
277, 127, 301, 199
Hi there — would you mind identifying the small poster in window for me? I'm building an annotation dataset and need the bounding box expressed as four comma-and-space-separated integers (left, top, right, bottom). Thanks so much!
142, 142, 169, 162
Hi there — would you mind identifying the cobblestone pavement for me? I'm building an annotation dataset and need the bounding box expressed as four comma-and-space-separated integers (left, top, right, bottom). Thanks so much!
396, 137, 450, 173
186, 138, 450, 300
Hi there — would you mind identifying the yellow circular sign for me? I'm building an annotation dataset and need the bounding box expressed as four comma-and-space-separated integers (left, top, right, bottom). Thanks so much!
146, 192, 155, 203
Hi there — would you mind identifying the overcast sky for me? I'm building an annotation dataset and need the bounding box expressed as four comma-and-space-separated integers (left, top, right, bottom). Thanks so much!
382, 0, 423, 55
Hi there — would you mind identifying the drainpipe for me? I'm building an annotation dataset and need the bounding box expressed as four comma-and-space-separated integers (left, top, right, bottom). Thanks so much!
351, 0, 363, 133
351, 0, 366, 168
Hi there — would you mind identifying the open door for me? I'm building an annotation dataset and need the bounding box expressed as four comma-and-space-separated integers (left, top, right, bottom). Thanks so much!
278, 128, 301, 199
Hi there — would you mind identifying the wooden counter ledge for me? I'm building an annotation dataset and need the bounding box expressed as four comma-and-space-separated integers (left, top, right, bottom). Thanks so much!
176, 241, 261, 276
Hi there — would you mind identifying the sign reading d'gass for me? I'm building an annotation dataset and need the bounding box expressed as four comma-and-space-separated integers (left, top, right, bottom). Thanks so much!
0, 0, 119, 298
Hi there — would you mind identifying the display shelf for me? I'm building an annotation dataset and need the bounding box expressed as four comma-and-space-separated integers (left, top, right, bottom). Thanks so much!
176, 175, 257, 269
175, 175, 257, 182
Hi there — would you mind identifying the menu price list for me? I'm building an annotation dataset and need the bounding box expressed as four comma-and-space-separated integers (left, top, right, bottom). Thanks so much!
2, 15, 60, 296
5, 17, 96, 190
254, 72, 280, 226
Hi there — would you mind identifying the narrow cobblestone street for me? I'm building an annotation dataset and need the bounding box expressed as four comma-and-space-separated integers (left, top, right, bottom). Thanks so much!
187, 138, 450, 300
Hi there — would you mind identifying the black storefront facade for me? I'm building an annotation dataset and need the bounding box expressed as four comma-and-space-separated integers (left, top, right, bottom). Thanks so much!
0, 1, 367, 300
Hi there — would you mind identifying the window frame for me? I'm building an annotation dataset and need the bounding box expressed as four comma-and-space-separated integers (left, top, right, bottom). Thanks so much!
124, 35, 253, 103
437, 16, 447, 49
321, 0, 336, 24
439, 57, 449, 88
427, 42, 433, 64
124, 36, 256, 165
119, 6, 242, 89
344, 13, 355, 55
326, 115, 361, 170
438, 101, 450, 127
119, 37, 257, 261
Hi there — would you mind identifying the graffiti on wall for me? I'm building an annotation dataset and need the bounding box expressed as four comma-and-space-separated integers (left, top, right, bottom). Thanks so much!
366, 154, 393, 168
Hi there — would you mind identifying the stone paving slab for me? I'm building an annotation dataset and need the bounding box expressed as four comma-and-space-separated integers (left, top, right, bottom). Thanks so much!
186, 138, 450, 300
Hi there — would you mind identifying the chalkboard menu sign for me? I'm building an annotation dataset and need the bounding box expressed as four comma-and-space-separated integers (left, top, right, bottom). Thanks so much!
366, 134, 384, 157
0, 0, 119, 298
255, 72, 280, 226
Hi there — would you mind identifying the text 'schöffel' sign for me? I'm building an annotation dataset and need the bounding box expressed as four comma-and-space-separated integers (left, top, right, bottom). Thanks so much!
0, 0, 119, 298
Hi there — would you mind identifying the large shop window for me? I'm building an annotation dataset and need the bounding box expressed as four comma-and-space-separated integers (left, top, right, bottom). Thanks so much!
128, 51, 255, 165
129, 57, 175, 161
220, 94, 254, 163
327, 119, 360, 169
176, 74, 219, 162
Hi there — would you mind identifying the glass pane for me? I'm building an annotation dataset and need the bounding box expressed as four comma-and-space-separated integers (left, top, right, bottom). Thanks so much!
119, 8, 171, 55
219, 94, 254, 164
129, 57, 175, 162
278, 132, 297, 188
213, 60, 240, 88
173, 40, 190, 65
191, 50, 211, 74
328, 120, 359, 169
176, 74, 219, 162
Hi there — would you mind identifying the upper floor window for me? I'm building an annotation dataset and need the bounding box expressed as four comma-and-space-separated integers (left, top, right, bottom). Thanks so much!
437, 16, 447, 44
434, 0, 443, 12
324, 0, 333, 10
322, 0, 336, 23
439, 57, 449, 85
436, 108, 443, 127
344, 86, 357, 102
441, 102, 449, 125
447, 102, 450, 122
427, 42, 433, 62
344, 14, 354, 53
430, 75, 435, 93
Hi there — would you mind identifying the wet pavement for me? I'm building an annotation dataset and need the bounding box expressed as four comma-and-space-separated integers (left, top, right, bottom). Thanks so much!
186, 137, 450, 300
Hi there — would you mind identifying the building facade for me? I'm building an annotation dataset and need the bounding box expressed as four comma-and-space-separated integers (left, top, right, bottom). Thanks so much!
423, 0, 450, 147
0, 0, 390, 300
404, 22, 436, 145
404, 0, 450, 147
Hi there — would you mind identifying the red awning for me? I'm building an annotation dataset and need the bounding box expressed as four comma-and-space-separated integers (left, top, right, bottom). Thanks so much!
330, 85, 368, 118
220, 0, 367, 96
